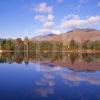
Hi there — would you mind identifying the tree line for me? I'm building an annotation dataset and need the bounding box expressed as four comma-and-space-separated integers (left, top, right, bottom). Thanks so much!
0, 37, 100, 52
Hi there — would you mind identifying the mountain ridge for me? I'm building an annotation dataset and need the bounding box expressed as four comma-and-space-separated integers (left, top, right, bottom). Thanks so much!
31, 28, 100, 43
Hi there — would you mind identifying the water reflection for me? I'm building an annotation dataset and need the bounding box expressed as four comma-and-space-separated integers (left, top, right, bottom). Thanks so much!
0, 52, 100, 100
33, 63, 100, 100
0, 52, 100, 72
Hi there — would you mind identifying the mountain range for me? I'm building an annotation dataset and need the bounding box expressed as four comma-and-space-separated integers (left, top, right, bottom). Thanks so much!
31, 28, 100, 43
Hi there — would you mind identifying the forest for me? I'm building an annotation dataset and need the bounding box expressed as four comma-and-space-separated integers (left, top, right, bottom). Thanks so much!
0, 37, 100, 52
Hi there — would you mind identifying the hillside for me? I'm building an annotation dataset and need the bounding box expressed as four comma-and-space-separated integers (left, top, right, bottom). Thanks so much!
31, 29, 100, 43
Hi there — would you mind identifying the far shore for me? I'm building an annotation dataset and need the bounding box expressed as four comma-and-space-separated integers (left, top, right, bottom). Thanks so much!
0, 50, 100, 53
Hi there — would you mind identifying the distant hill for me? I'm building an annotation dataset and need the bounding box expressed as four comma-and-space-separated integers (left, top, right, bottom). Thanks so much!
31, 33, 56, 41
31, 29, 100, 43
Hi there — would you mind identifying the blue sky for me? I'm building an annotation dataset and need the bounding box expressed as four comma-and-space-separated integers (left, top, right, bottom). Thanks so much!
0, 0, 100, 38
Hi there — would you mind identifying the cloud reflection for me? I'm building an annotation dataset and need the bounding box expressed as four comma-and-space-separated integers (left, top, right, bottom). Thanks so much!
35, 87, 54, 97
59, 72, 100, 86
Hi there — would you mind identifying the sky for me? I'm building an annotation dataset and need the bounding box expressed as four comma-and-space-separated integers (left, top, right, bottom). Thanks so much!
0, 0, 100, 38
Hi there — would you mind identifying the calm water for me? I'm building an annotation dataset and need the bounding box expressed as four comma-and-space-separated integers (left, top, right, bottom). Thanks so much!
0, 52, 100, 100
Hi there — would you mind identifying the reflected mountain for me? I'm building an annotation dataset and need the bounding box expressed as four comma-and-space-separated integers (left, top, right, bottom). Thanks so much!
0, 52, 100, 72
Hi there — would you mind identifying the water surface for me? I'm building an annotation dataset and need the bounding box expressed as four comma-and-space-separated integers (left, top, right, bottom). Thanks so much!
0, 52, 100, 100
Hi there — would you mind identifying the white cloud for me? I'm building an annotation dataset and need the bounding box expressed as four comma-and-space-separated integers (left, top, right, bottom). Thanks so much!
34, 3, 53, 14
34, 15, 45, 22
43, 21, 54, 28
38, 28, 50, 33
35, 14, 55, 29
62, 15, 79, 21
51, 29, 61, 34
88, 16, 100, 23
61, 15, 100, 28
46, 14, 54, 22
34, 14, 54, 22
35, 13, 59, 34
38, 28, 61, 34
38, 14, 57, 34
34, 14, 100, 35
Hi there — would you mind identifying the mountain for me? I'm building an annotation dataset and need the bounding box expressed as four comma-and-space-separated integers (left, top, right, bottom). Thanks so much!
31, 29, 100, 43
31, 33, 56, 41
61, 28, 100, 43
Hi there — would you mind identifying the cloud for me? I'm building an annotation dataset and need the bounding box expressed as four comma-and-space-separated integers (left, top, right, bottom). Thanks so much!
51, 29, 61, 34
60, 72, 100, 85
46, 14, 54, 22
35, 87, 54, 97
88, 16, 100, 23
35, 14, 61, 34
42, 14, 55, 28
34, 14, 54, 22
38, 28, 61, 34
34, 3, 53, 14
61, 15, 100, 28
37, 21, 61, 34
34, 13, 100, 35
62, 15, 79, 21
34, 14, 55, 29
43, 21, 54, 28
34, 15, 45, 22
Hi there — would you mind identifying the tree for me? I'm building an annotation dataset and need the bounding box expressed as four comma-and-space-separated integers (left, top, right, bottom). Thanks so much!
40, 41, 53, 52
24, 36, 29, 51
93, 40, 100, 50
15, 38, 24, 51
82, 40, 94, 50
69, 39, 78, 50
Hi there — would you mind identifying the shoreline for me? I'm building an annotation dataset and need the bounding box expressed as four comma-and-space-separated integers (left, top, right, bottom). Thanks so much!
0, 50, 100, 53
